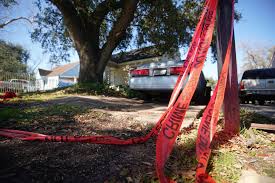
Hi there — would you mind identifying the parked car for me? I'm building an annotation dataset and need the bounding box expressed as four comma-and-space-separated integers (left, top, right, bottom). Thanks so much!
129, 60, 211, 104
239, 68, 275, 105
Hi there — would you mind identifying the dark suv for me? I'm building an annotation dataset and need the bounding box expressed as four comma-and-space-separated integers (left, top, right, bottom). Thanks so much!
239, 68, 275, 105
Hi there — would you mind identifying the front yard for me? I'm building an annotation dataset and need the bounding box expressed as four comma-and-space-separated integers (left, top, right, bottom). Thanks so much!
0, 92, 274, 182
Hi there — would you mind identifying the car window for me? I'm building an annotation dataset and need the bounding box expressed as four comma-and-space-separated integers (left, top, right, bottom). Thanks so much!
242, 68, 275, 80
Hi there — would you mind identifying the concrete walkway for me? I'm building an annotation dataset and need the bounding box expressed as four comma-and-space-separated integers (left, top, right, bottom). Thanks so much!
238, 169, 275, 183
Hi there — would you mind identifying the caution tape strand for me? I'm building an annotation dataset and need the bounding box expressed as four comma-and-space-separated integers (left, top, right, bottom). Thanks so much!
0, 0, 236, 182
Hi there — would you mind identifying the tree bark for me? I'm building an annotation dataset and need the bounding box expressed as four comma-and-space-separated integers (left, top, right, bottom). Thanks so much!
51, 0, 138, 83
77, 44, 102, 83
216, 0, 240, 134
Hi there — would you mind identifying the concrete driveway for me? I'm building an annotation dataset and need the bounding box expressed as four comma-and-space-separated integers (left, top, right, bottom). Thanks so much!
44, 95, 205, 128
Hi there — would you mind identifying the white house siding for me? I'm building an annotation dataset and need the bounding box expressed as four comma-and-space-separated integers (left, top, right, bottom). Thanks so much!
44, 76, 59, 90
109, 66, 129, 86
104, 57, 163, 86
36, 78, 45, 91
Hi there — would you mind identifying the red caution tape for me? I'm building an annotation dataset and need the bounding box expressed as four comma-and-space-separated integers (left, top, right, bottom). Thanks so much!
0, 91, 17, 103
156, 0, 218, 182
0, 0, 236, 182
168, 0, 211, 108
195, 1, 235, 182
0, 91, 16, 100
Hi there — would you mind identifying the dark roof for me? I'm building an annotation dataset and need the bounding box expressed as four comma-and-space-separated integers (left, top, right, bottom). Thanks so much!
242, 68, 275, 79
38, 69, 52, 76
39, 62, 78, 77
39, 47, 163, 77
111, 46, 162, 64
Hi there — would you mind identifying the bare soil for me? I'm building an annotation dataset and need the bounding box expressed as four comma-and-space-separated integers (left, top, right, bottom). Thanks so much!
0, 95, 203, 183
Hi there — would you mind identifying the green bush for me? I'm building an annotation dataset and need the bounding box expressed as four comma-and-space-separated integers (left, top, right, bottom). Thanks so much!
116, 85, 144, 98
64, 83, 143, 98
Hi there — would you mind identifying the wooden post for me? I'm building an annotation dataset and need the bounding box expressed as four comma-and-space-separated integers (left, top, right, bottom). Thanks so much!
216, 0, 240, 134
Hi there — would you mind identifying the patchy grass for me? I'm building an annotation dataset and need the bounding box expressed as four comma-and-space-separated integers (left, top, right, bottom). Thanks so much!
1, 104, 86, 119
1, 93, 275, 182
165, 128, 198, 183
252, 129, 275, 146
0, 104, 89, 133
241, 128, 275, 178
4, 83, 144, 105
209, 151, 241, 183
0, 108, 20, 121
6, 92, 67, 104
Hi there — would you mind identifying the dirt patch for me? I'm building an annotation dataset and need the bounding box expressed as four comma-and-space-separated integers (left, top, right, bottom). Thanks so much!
0, 95, 204, 182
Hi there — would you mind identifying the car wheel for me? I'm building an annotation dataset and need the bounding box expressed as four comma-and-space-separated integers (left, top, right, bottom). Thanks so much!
258, 100, 265, 105
142, 92, 152, 102
240, 99, 246, 104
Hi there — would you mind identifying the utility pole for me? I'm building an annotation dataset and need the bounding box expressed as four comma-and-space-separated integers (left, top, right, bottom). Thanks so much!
216, 0, 240, 134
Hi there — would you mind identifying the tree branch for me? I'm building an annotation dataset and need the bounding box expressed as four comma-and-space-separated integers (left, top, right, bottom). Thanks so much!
92, 0, 124, 26
0, 17, 32, 29
50, 0, 87, 49
97, 0, 138, 73
246, 50, 258, 68
71, 0, 91, 27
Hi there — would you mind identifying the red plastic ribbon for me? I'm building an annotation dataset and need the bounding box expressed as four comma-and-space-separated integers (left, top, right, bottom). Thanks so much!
156, 0, 218, 182
195, 1, 235, 182
0, 0, 236, 182
0, 91, 17, 102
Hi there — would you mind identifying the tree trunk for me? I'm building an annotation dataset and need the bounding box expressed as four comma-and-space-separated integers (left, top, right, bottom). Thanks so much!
216, 0, 240, 134
75, 41, 103, 83
78, 51, 102, 83
51, 0, 138, 84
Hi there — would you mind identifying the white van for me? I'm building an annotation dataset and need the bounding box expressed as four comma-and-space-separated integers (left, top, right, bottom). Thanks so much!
239, 68, 275, 105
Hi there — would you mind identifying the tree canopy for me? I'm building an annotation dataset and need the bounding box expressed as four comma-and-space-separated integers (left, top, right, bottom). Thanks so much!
32, 0, 204, 62
0, 0, 17, 8
30, 0, 207, 83
31, 0, 240, 83
0, 40, 30, 73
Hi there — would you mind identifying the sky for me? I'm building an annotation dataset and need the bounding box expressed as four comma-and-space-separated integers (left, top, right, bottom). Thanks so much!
0, 0, 274, 80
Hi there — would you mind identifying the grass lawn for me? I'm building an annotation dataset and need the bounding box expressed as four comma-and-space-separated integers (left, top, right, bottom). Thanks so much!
0, 92, 274, 182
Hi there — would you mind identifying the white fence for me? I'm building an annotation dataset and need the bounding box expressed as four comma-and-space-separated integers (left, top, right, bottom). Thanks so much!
0, 71, 41, 94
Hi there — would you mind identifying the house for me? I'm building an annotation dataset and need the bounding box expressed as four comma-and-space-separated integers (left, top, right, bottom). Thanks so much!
38, 62, 79, 90
38, 46, 180, 90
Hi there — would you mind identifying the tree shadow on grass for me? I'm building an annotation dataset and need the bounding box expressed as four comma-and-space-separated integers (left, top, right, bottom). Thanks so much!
0, 97, 206, 183
0, 118, 203, 183
1, 95, 158, 113
45, 96, 157, 112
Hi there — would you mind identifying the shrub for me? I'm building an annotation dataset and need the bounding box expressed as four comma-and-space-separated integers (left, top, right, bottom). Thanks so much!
64, 83, 143, 98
